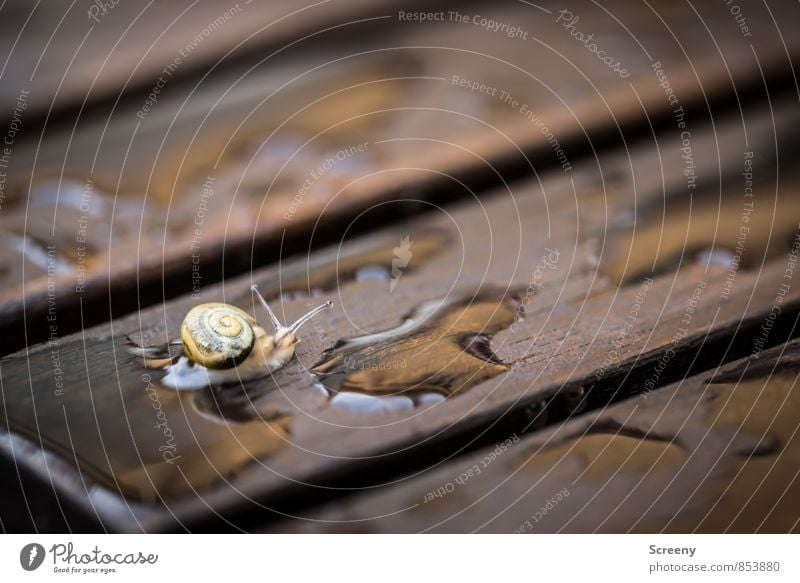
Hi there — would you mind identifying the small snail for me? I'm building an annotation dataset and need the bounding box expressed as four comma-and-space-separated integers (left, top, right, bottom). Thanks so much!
130, 285, 332, 390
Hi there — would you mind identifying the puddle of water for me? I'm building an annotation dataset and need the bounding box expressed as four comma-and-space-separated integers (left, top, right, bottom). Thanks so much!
599, 174, 800, 285
509, 341, 800, 532
6, 233, 73, 275
326, 386, 447, 414
157, 55, 419, 207
191, 380, 287, 424
675, 346, 800, 530
264, 230, 449, 301
354, 264, 390, 282
703, 350, 797, 459
0, 178, 154, 285
696, 247, 737, 270
312, 287, 520, 412
330, 392, 416, 414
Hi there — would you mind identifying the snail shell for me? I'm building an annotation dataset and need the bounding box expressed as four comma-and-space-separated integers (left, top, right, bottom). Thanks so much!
180, 303, 257, 369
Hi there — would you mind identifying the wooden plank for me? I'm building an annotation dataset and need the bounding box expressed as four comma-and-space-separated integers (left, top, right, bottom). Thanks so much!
0, 0, 415, 116
1, 97, 799, 531
1, 0, 798, 354
268, 336, 800, 533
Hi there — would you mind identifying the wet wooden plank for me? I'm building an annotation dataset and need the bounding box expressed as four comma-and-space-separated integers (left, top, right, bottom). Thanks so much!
0, 0, 412, 116
1, 0, 798, 354
1, 97, 799, 531
269, 336, 800, 533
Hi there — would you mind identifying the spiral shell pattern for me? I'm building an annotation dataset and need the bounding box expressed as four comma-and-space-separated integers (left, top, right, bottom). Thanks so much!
180, 303, 256, 369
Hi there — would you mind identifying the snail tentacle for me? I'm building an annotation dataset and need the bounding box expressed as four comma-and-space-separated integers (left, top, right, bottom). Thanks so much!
251, 284, 284, 333
251, 284, 332, 342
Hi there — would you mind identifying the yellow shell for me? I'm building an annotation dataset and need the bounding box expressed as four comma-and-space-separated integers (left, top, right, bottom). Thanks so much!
180, 303, 257, 369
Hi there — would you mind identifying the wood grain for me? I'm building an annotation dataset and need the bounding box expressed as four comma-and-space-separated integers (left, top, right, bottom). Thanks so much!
0, 0, 418, 116
268, 337, 800, 533
1, 95, 799, 531
1, 0, 798, 355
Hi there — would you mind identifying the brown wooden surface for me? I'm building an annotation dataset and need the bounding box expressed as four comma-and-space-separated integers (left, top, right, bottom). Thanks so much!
0, 0, 420, 116
1, 0, 798, 356
267, 337, 800, 533
1, 93, 799, 531
3, 0, 800, 534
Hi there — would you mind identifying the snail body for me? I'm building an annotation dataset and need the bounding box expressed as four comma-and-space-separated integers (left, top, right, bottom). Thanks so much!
131, 285, 332, 390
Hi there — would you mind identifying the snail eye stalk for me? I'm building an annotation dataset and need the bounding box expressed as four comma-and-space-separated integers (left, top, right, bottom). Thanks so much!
251, 284, 285, 332
251, 284, 332, 341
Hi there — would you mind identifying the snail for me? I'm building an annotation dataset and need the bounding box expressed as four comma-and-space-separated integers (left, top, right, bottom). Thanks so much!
129, 285, 332, 390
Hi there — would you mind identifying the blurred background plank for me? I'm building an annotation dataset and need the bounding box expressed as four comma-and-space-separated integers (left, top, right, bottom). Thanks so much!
0, 0, 415, 116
